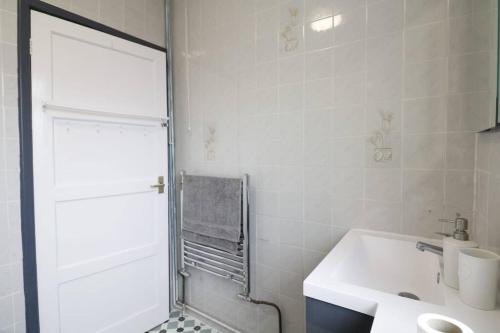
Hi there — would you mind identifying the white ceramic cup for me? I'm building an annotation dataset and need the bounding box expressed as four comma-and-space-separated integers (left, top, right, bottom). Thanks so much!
458, 248, 500, 310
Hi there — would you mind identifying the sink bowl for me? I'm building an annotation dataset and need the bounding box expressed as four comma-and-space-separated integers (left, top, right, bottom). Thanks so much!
331, 232, 444, 305
304, 229, 445, 316
304, 229, 500, 333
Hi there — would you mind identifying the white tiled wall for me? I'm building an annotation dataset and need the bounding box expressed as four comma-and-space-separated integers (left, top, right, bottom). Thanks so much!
0, 1, 165, 332
474, 131, 500, 254
471, 3, 500, 259
172, 0, 495, 332
0, 0, 494, 331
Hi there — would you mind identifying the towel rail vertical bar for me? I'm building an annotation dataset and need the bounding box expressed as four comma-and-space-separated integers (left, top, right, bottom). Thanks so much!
241, 174, 250, 297
178, 170, 189, 306
180, 170, 185, 273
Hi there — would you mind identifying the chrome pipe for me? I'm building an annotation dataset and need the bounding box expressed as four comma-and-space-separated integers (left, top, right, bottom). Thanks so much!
184, 258, 245, 279
184, 261, 245, 283
178, 170, 186, 305
241, 174, 250, 297
183, 248, 243, 268
184, 241, 243, 262
184, 251, 245, 272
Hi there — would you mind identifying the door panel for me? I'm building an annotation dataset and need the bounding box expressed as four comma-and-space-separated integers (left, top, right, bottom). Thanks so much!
31, 11, 169, 333
31, 11, 166, 119
53, 118, 159, 185
51, 33, 157, 115
58, 257, 159, 333
55, 189, 156, 268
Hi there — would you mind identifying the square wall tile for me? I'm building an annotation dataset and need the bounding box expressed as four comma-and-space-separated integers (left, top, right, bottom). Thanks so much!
367, 0, 403, 38
405, 0, 447, 27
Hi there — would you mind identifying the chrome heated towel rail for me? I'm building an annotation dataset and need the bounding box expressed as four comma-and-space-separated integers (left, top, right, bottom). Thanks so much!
179, 171, 250, 297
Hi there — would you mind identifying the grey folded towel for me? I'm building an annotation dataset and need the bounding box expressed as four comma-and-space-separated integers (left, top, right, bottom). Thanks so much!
182, 175, 242, 254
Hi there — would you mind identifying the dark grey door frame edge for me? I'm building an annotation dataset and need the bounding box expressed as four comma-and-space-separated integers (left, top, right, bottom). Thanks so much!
18, 1, 167, 332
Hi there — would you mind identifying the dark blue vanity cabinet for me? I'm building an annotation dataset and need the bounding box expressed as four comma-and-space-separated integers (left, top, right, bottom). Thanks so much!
306, 298, 374, 333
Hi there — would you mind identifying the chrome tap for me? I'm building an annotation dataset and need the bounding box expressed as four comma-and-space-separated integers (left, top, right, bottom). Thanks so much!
416, 241, 443, 256
416, 213, 471, 256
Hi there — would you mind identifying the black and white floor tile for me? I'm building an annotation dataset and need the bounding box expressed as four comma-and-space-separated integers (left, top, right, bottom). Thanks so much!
148, 311, 221, 333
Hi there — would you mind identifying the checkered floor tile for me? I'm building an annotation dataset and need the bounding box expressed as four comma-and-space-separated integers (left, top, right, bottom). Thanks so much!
148, 311, 221, 333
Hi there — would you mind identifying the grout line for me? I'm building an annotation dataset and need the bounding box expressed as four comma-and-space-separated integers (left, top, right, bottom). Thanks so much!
400, 0, 407, 233
299, 1, 306, 280
472, 132, 479, 240
442, 0, 451, 233
361, 0, 368, 229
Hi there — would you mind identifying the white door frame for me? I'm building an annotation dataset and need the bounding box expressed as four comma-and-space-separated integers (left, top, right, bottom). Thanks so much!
17, 2, 174, 332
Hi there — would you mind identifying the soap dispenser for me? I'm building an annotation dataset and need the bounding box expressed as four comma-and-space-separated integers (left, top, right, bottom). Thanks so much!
438, 214, 478, 289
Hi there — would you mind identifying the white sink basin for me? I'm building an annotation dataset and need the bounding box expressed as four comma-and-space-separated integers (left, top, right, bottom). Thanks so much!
331, 232, 444, 305
304, 229, 500, 333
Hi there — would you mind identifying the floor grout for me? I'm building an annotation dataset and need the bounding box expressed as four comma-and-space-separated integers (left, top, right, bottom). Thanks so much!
147, 311, 221, 333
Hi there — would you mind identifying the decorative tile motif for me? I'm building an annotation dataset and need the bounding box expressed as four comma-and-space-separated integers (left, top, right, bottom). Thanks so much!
280, 6, 301, 52
148, 311, 221, 333
204, 126, 216, 161
368, 110, 395, 163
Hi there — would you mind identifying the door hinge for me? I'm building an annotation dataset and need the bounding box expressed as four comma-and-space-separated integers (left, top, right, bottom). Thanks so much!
29, 38, 33, 55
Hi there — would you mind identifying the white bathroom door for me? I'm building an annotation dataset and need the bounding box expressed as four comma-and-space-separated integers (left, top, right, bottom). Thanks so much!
30, 11, 169, 333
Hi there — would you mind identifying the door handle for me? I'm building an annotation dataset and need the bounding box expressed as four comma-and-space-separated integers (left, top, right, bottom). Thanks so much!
151, 176, 165, 194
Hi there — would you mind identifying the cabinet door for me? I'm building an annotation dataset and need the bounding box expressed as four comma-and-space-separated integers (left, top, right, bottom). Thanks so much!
306, 298, 373, 333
